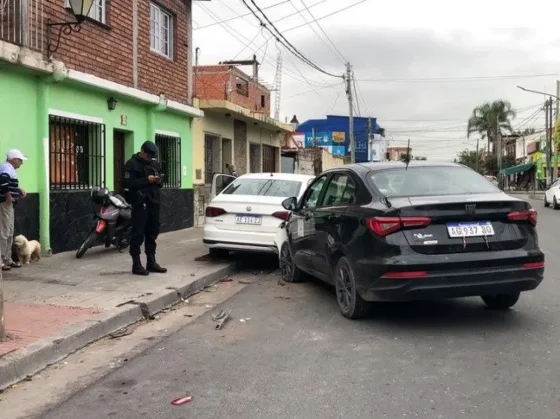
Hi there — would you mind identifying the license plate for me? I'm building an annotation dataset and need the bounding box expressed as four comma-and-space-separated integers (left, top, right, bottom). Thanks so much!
447, 222, 495, 238
235, 215, 262, 225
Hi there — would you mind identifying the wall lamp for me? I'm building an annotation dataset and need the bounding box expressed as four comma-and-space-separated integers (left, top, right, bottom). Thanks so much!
47, 0, 95, 54
107, 97, 118, 111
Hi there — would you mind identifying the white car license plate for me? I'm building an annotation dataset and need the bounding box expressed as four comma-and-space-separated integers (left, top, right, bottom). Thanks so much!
235, 215, 262, 225
447, 222, 495, 238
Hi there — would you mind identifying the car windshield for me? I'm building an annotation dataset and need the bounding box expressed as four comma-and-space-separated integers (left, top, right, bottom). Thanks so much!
222, 178, 302, 197
369, 166, 500, 197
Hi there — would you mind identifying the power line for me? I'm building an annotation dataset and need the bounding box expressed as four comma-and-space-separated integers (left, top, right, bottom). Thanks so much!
282, 0, 369, 34
293, 0, 346, 63
196, 3, 330, 87
241, 0, 342, 78
356, 73, 559, 83
194, 0, 291, 30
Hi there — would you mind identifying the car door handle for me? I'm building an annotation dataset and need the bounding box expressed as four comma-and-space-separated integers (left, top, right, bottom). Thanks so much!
304, 211, 314, 220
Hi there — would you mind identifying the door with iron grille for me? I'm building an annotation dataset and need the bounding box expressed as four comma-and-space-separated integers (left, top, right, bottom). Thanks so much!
113, 130, 126, 194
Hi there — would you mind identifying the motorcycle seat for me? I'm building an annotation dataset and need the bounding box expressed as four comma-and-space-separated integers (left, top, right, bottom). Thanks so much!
109, 194, 132, 209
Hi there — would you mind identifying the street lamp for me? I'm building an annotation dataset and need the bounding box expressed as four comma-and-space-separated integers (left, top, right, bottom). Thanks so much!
47, 0, 95, 54
517, 85, 559, 187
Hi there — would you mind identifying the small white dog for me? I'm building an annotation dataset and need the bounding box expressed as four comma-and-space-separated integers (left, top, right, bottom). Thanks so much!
13, 235, 41, 264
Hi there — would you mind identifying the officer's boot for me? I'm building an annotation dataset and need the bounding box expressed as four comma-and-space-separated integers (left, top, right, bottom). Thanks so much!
146, 254, 167, 273
132, 254, 149, 276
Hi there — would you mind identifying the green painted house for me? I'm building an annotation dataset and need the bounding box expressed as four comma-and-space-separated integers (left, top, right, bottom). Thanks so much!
0, 0, 203, 254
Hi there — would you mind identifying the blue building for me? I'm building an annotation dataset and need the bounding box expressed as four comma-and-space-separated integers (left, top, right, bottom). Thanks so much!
296, 115, 383, 163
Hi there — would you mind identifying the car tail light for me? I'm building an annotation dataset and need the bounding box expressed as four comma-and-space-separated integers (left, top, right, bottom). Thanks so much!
522, 261, 544, 269
507, 209, 537, 226
205, 206, 226, 217
381, 271, 428, 279
272, 211, 290, 221
364, 216, 431, 236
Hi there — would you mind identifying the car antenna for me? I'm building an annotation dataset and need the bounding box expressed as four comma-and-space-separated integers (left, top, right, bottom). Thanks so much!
405, 138, 411, 171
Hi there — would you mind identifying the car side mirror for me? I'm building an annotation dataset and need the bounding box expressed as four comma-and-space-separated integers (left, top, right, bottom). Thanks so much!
282, 196, 298, 211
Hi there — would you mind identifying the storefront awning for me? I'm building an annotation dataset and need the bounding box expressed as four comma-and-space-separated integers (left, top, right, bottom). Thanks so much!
499, 162, 535, 176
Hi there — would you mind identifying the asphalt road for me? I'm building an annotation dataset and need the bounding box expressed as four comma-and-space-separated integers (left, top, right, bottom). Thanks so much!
41, 198, 560, 419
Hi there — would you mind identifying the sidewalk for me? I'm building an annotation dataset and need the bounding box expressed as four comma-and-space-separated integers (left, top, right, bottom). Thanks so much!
0, 227, 235, 390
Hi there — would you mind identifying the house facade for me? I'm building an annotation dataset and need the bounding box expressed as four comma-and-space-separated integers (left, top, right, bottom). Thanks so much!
191, 63, 292, 226
0, 0, 203, 254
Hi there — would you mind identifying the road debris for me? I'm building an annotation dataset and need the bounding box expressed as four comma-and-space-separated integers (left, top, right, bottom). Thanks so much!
109, 328, 132, 339
239, 318, 251, 323
277, 279, 286, 286
220, 278, 233, 282
238, 279, 252, 284
171, 395, 193, 406
212, 309, 231, 330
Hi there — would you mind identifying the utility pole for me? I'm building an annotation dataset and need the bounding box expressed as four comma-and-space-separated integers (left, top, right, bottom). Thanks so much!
345, 62, 355, 163
545, 98, 552, 187
475, 137, 480, 173
496, 119, 503, 189
555, 80, 559, 180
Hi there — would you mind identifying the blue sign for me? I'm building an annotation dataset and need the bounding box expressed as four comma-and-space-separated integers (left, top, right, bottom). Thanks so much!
304, 131, 332, 147
331, 146, 345, 156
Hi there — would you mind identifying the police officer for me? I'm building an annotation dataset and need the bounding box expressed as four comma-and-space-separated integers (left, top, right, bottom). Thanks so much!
123, 141, 167, 276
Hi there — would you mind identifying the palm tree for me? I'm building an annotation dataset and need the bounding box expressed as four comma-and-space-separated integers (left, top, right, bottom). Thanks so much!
467, 100, 516, 155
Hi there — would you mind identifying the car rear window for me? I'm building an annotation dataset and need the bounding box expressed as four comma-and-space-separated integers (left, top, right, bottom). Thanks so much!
369, 166, 499, 197
222, 178, 302, 197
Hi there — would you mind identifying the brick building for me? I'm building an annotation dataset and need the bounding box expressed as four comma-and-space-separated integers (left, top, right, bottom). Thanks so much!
191, 61, 292, 226
0, 0, 203, 254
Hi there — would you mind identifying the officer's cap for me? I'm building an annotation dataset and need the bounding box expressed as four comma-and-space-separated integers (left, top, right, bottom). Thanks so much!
141, 141, 158, 155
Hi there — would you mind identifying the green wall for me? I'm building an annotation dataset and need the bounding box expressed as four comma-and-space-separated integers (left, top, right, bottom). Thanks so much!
49, 81, 193, 189
0, 68, 41, 192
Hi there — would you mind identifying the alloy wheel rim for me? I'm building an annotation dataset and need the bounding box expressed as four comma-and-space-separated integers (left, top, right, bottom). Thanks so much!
336, 264, 353, 312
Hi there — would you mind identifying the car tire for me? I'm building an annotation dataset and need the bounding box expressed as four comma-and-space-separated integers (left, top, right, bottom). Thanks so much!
209, 248, 229, 258
279, 242, 306, 283
334, 256, 372, 319
481, 292, 520, 310
554, 197, 559, 210
544, 196, 549, 207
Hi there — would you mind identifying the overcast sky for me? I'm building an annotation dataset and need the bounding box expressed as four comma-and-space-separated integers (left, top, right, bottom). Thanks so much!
192, 0, 560, 160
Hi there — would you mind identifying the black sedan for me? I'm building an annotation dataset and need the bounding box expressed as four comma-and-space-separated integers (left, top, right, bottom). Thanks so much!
279, 161, 545, 319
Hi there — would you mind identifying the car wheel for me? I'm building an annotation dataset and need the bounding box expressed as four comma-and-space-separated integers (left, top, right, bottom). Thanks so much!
334, 256, 371, 319
279, 242, 306, 283
481, 292, 520, 310
554, 197, 559, 210
544, 196, 549, 207
209, 248, 229, 258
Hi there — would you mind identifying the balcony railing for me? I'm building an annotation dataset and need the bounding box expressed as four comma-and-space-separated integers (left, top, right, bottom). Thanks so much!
0, 0, 43, 51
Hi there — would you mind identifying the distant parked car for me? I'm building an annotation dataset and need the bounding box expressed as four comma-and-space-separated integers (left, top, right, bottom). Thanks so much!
544, 179, 560, 209
280, 161, 545, 319
204, 172, 315, 258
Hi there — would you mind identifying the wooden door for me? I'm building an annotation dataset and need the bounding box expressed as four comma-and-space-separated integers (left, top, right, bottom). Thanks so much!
113, 131, 126, 194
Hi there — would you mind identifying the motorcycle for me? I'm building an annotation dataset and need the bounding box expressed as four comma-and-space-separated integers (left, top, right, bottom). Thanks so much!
75, 187, 133, 259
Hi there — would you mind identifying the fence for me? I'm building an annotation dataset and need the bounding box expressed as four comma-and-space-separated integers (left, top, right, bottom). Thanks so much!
155, 134, 181, 188
49, 115, 106, 190
0, 0, 43, 51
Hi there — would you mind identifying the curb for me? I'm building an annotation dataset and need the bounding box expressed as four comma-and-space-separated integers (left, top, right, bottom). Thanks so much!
0, 262, 236, 391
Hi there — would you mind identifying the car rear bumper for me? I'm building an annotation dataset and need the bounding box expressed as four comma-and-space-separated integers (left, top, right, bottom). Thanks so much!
203, 224, 279, 254
358, 265, 544, 302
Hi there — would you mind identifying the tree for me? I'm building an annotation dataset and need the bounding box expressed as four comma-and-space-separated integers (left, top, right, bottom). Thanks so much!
400, 152, 411, 163
467, 100, 516, 155
484, 154, 516, 176
456, 149, 484, 173
554, 117, 560, 153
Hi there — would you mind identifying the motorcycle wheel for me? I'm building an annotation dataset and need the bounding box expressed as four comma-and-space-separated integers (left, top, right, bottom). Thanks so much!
76, 231, 99, 259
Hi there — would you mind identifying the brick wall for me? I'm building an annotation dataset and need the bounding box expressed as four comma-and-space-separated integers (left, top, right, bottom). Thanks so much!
194, 65, 271, 114
44, 0, 191, 104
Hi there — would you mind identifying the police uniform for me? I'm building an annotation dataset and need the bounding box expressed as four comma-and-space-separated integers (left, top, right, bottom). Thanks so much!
123, 141, 167, 275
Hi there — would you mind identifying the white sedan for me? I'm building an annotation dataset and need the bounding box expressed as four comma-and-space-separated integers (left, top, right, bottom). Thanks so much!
203, 172, 315, 257
544, 178, 560, 209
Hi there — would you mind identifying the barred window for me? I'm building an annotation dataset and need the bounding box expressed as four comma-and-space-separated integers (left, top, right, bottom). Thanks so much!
155, 134, 181, 188
49, 115, 106, 190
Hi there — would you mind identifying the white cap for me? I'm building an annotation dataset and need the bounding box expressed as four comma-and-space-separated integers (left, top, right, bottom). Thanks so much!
7, 149, 28, 161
